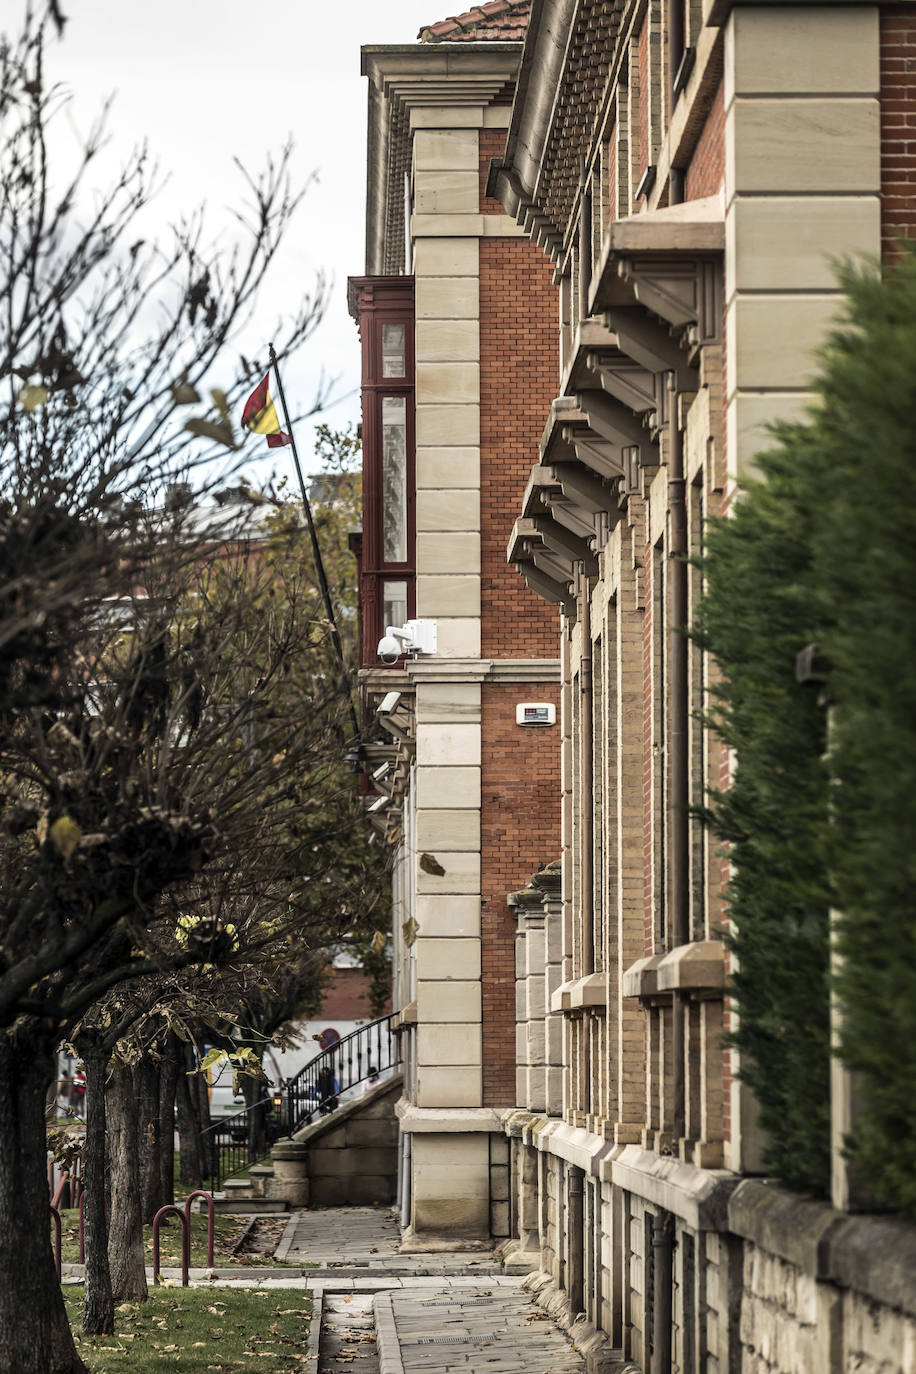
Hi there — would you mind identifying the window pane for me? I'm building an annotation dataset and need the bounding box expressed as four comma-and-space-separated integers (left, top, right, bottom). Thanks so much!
381, 323, 406, 378
381, 396, 407, 563
383, 580, 408, 632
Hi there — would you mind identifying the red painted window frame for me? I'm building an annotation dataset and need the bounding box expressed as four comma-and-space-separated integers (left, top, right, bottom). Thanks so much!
348, 276, 416, 668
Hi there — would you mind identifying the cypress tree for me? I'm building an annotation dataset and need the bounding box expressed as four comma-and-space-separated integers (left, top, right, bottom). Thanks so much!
697, 248, 916, 1208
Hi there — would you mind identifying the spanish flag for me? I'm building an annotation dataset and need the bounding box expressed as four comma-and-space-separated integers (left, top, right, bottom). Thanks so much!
241, 373, 292, 448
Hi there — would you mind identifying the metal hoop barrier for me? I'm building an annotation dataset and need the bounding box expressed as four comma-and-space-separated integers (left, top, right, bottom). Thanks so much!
182, 1190, 215, 1268
151, 1205, 190, 1287
50, 1205, 62, 1280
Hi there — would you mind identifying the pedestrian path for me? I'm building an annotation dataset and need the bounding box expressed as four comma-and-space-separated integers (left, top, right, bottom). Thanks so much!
278, 1206, 502, 1278
374, 1284, 586, 1374
62, 1206, 587, 1372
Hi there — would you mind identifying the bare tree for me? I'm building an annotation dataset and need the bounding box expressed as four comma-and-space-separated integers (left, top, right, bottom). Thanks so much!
0, 8, 347, 1369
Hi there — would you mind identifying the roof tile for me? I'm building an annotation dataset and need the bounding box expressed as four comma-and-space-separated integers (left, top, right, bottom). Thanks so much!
419, 0, 530, 43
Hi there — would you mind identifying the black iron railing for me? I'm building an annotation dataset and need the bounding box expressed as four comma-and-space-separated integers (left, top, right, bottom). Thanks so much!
199, 1102, 276, 1192
198, 1014, 400, 1190
284, 1012, 399, 1136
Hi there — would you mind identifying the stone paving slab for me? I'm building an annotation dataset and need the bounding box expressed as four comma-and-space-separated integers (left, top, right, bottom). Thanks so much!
375, 1284, 587, 1374
277, 1207, 501, 1277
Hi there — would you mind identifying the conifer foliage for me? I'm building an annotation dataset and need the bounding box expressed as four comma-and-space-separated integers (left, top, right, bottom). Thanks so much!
696, 249, 916, 1208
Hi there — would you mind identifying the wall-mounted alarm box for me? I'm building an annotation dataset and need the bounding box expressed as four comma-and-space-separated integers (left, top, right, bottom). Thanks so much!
516, 702, 556, 726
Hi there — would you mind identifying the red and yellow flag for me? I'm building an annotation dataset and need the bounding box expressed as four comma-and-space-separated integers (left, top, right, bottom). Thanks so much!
241, 373, 292, 448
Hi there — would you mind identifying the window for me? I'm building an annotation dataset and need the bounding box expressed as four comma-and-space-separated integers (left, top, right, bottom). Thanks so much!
381, 396, 407, 563
347, 275, 415, 667
383, 580, 408, 633
381, 324, 406, 378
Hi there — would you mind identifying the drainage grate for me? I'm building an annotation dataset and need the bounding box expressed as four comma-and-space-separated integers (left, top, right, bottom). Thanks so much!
420, 1298, 495, 1307
416, 1334, 502, 1344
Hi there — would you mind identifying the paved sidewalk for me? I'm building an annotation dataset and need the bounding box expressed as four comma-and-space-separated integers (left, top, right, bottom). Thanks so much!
374, 1284, 586, 1374
63, 1207, 587, 1374
277, 1206, 503, 1278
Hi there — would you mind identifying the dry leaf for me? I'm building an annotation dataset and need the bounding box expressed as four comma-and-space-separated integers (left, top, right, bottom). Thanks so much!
18, 384, 49, 411
49, 816, 82, 859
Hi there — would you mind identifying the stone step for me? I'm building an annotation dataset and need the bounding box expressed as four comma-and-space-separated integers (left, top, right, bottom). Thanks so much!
211, 1194, 289, 1215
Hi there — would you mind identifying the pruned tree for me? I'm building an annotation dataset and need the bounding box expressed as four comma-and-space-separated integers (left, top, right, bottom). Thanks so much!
0, 7, 356, 1370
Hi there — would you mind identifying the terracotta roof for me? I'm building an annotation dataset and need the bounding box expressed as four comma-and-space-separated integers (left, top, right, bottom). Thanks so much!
419, 1, 530, 43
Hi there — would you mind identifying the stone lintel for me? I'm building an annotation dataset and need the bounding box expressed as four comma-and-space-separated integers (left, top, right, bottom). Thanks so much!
550, 979, 574, 1012
656, 940, 726, 994
567, 971, 607, 1010
621, 953, 666, 1000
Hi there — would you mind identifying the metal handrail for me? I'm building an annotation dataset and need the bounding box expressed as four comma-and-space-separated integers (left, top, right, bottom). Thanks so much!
199, 1102, 275, 1192
198, 1013, 400, 1189
284, 1012, 400, 1136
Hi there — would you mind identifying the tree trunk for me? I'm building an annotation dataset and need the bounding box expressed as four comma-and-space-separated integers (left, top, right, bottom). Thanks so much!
242, 1063, 267, 1158
135, 1055, 161, 1224
106, 1063, 147, 1302
176, 1040, 203, 1189
80, 1042, 113, 1336
158, 1033, 179, 1205
0, 1026, 87, 1373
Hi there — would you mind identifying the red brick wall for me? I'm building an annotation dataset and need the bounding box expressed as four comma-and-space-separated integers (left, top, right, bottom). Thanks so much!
480, 127, 508, 214
880, 6, 916, 259
479, 236, 559, 658
639, 19, 650, 178
606, 123, 618, 223
480, 682, 561, 1104
685, 79, 724, 202
319, 966, 390, 1021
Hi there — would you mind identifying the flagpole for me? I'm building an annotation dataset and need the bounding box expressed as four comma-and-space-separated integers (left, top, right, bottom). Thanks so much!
268, 343, 360, 743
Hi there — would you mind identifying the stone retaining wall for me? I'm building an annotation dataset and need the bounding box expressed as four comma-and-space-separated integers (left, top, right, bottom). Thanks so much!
730, 1180, 916, 1374
277, 1072, 401, 1207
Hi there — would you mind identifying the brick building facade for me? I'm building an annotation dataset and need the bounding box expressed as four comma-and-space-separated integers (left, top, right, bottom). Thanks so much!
350, 0, 916, 1365
489, 1, 916, 1370
349, 3, 562, 1240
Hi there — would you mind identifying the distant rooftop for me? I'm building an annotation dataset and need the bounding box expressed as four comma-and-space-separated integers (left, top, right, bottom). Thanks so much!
418, 0, 531, 43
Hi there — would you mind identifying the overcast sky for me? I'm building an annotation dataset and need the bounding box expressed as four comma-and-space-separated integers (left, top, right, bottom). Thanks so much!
34, 0, 441, 478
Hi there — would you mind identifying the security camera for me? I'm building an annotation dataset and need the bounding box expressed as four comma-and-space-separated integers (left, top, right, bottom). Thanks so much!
376, 619, 437, 664
377, 691, 402, 716
377, 632, 405, 665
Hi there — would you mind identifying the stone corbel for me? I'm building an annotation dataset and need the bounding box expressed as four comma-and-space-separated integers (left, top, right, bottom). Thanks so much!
550, 463, 618, 516
576, 388, 650, 450
522, 467, 596, 544
532, 515, 598, 577
561, 427, 628, 483
616, 254, 722, 349
585, 350, 657, 416
508, 516, 577, 614
605, 308, 696, 390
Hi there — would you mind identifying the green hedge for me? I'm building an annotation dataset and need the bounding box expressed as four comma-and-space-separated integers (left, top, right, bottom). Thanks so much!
696, 250, 916, 1208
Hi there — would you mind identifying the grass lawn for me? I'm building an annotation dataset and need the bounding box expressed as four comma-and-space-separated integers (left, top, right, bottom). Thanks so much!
64, 1288, 312, 1372
54, 1210, 283, 1268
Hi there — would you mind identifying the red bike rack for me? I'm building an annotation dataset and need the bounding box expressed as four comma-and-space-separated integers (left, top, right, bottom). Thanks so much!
151, 1205, 190, 1287
182, 1190, 215, 1268
50, 1205, 62, 1280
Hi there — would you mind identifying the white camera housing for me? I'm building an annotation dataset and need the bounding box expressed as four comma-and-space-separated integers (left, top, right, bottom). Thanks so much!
377, 619, 438, 664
